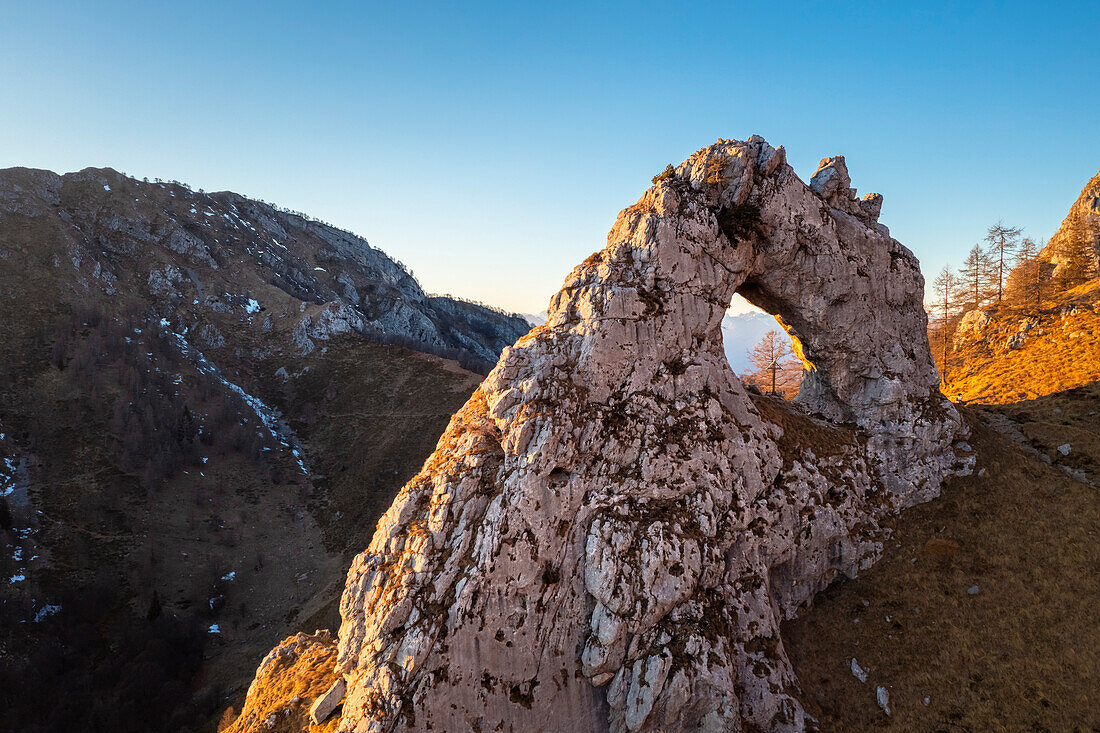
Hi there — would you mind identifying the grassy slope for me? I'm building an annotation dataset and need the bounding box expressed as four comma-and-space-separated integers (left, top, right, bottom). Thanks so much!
943, 280, 1099, 405
220, 631, 342, 733
783, 386, 1099, 731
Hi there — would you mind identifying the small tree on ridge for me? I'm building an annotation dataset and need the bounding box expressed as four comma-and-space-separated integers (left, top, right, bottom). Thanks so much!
985, 221, 1023, 304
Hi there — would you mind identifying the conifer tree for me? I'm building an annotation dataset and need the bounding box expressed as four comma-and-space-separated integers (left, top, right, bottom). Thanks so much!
985, 222, 1022, 304
1011, 237, 1045, 314
932, 265, 961, 383
958, 244, 995, 311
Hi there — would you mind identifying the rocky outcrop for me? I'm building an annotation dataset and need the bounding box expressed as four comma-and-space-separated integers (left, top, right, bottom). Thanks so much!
954, 309, 992, 343
1041, 168, 1100, 274
223, 631, 342, 733
323, 137, 968, 733
310, 679, 347, 725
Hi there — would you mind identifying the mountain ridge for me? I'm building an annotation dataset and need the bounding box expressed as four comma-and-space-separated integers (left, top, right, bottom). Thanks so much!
0, 166, 528, 732
0, 164, 529, 369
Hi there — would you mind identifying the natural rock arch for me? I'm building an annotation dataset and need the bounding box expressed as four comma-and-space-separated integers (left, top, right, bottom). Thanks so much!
320, 137, 968, 732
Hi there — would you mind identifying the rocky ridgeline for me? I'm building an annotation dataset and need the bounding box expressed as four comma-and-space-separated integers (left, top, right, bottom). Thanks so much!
0, 166, 528, 366
232, 137, 970, 732
1041, 168, 1100, 275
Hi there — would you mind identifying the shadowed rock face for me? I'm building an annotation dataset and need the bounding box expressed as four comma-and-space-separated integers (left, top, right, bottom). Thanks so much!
330, 137, 969, 732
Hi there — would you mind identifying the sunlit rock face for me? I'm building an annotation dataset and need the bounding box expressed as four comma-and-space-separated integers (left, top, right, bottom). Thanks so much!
1042, 168, 1100, 274
332, 137, 968, 732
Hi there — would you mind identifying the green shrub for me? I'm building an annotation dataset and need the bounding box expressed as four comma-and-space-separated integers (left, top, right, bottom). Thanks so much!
652, 164, 676, 185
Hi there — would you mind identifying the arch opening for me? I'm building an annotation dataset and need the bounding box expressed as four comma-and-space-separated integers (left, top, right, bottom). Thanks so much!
721, 287, 815, 402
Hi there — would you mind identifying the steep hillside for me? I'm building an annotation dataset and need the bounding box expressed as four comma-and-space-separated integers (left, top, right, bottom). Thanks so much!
943, 278, 1100, 403
1041, 168, 1100, 275
0, 167, 528, 732
940, 167, 1100, 404
784, 389, 1099, 730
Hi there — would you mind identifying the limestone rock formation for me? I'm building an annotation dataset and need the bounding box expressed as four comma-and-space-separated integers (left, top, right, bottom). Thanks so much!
318, 137, 969, 732
1042, 168, 1100, 274
954, 309, 992, 343
311, 678, 348, 725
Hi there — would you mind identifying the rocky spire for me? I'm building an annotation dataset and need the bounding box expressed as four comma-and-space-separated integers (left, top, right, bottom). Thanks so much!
306, 137, 968, 732
809, 155, 884, 227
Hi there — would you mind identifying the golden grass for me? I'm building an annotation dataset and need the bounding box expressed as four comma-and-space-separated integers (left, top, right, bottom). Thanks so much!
221, 631, 341, 733
943, 279, 1100, 404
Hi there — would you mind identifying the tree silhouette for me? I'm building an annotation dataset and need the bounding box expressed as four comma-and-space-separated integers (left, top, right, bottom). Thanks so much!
958, 244, 995, 311
1011, 237, 1045, 314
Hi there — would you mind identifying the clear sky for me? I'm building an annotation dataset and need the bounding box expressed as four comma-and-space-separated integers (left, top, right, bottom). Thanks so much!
2, 1, 1097, 315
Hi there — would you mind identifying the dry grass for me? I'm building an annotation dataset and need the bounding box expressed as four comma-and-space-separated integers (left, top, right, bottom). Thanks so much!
996, 382, 1100, 485
783, 392, 1100, 731
943, 279, 1100, 404
221, 631, 341, 733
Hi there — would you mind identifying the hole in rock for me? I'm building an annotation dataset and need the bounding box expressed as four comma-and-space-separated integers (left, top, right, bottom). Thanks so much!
721, 294, 805, 400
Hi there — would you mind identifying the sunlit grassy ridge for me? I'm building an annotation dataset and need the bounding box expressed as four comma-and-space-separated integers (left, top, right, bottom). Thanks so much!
940, 278, 1100, 404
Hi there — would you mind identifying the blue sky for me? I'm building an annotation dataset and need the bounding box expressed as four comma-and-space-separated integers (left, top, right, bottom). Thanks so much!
2, 1, 1097, 314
